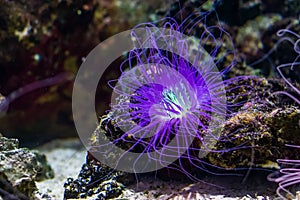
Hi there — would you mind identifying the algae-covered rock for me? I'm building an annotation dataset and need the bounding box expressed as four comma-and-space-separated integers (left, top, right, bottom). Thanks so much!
207, 74, 300, 169
235, 14, 282, 66
207, 104, 300, 169
0, 136, 54, 199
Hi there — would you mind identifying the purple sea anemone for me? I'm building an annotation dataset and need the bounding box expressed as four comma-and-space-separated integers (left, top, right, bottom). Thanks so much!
96, 15, 247, 179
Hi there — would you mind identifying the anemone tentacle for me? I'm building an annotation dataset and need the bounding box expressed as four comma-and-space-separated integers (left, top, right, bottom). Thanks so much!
267, 28, 300, 199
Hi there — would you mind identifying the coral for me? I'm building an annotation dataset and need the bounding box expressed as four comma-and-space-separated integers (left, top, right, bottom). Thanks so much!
0, 135, 53, 199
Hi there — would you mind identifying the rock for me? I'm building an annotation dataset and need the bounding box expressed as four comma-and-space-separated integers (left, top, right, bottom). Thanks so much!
207, 75, 300, 169
235, 14, 282, 65
208, 104, 300, 169
0, 136, 53, 199
63, 152, 135, 199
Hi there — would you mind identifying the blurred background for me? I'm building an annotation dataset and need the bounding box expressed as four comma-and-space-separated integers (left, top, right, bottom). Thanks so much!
0, 0, 299, 147
0, 0, 172, 147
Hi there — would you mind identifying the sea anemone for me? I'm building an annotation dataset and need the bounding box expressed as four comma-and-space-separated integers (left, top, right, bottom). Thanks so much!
93, 14, 251, 179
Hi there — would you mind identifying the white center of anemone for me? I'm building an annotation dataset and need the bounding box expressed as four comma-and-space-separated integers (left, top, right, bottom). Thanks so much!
161, 88, 190, 119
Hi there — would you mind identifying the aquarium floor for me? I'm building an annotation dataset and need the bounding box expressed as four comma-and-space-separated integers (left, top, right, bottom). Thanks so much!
35, 138, 277, 200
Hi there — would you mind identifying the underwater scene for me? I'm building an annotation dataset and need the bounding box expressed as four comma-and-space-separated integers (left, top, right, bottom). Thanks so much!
0, 0, 300, 199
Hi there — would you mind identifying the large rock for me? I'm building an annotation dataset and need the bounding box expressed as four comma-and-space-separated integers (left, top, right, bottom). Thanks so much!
0, 135, 53, 199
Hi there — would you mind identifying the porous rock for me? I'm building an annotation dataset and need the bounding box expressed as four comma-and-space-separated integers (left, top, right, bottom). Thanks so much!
0, 135, 53, 199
